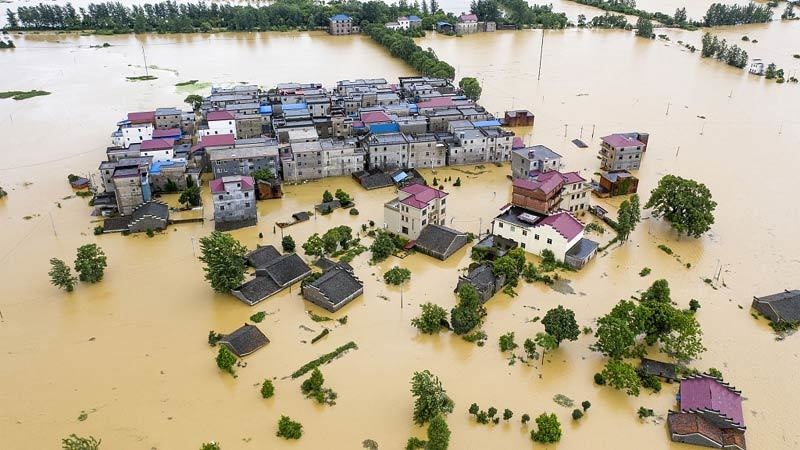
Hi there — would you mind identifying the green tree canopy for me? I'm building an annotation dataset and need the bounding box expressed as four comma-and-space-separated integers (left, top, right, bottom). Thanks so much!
49, 258, 77, 292
276, 415, 303, 440
198, 231, 247, 293
450, 284, 486, 335
645, 175, 717, 238
302, 233, 325, 257
426, 413, 451, 450
411, 302, 448, 334
458, 77, 482, 101
184, 94, 202, 111
384, 266, 411, 285
370, 230, 396, 262
410, 370, 454, 425
635, 17, 653, 37
281, 235, 296, 253
216, 345, 237, 375
530, 413, 562, 443
616, 194, 641, 242
74, 244, 107, 283
541, 305, 580, 346
601, 359, 640, 396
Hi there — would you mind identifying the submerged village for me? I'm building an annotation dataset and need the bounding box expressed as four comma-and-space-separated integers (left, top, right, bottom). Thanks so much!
2, 1, 800, 449
31, 69, 795, 450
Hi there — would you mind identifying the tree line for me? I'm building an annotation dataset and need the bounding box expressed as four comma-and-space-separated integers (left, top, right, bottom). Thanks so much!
5, 0, 452, 33
701, 33, 749, 69
569, 0, 772, 29
470, 0, 569, 29
703, 2, 773, 26
363, 23, 455, 80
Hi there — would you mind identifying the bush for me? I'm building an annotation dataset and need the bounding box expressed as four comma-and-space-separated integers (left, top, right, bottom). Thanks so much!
453, 177, 461, 186
572, 409, 584, 420
637, 407, 654, 419
594, 372, 606, 385
521, 413, 531, 424
146, 228, 155, 237
503, 408, 513, 421
349, 208, 359, 215
61, 434, 101, 450
216, 346, 237, 375
708, 367, 723, 379
498, 332, 518, 352
469, 403, 479, 415
93, 225, 104, 235
582, 400, 591, 411
531, 413, 562, 443
281, 235, 296, 253
250, 311, 266, 323
405, 437, 426, 450
200, 443, 220, 450
276, 416, 303, 440
487, 407, 497, 418
689, 299, 701, 312
639, 267, 651, 277
261, 379, 275, 398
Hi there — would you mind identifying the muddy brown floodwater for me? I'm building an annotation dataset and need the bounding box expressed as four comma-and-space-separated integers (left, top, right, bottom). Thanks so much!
1, 21, 800, 450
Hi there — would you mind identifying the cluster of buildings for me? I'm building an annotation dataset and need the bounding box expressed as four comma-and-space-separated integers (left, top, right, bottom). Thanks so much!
385, 15, 422, 30
436, 13, 496, 34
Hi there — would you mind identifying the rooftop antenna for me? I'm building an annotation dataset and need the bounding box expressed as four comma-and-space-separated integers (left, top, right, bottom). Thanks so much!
141, 44, 149, 77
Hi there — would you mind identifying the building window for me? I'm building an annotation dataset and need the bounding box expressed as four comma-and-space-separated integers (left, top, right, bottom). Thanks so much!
245, 202, 250, 207
522, 230, 528, 236
547, 238, 552, 244
402, 226, 408, 234
244, 192, 249, 198
498, 222, 503, 228
510, 225, 516, 232
521, 243, 526, 249
218, 195, 223, 200
534, 234, 539, 240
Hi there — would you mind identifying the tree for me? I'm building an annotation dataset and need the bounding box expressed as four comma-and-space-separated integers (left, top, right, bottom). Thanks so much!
61, 434, 101, 450
281, 235, 296, 253
406, 437, 426, 450
689, 299, 701, 312
198, 232, 247, 293
521, 413, 531, 424
74, 244, 107, 283
276, 416, 303, 440
591, 315, 636, 359
469, 403, 479, 415
541, 305, 580, 346
164, 178, 178, 193
251, 168, 274, 182
487, 406, 497, 418
635, 17, 653, 38
498, 332, 517, 352
384, 266, 411, 285
450, 284, 485, 335
49, 258, 77, 292
216, 346, 237, 375
674, 7, 687, 23
370, 231, 396, 262
523, 338, 537, 360
471, 0, 502, 22
765, 62, 778, 79
301, 368, 325, 395
322, 189, 334, 203
572, 409, 584, 420
200, 443, 220, 450
302, 233, 325, 257
184, 94, 203, 111
410, 370, 454, 425
661, 310, 706, 363
412, 302, 448, 334
426, 414, 450, 450
534, 332, 558, 367
503, 408, 513, 421
334, 188, 352, 205
6, 10, 20, 28
458, 77, 482, 101
616, 194, 641, 242
261, 379, 275, 398
179, 177, 201, 207
708, 367, 723, 379
601, 359, 640, 396
645, 175, 717, 238
530, 413, 562, 443
582, 400, 591, 411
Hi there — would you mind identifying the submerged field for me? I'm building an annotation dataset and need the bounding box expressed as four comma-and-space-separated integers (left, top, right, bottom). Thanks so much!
1, 25, 799, 449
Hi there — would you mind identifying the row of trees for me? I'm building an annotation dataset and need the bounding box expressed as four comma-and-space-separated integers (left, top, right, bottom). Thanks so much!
363, 24, 455, 79
5, 0, 446, 32
572, 0, 698, 29
49, 244, 108, 292
469, 0, 569, 29
703, 2, 773, 27
701, 33, 749, 69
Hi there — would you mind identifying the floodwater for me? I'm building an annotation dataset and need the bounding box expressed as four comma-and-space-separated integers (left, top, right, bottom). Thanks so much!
2, 22, 800, 450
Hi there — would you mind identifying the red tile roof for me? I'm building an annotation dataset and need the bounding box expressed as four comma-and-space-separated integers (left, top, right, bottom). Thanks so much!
416, 97, 454, 109
152, 128, 181, 138
459, 13, 478, 22
140, 139, 174, 151
210, 176, 254, 194
201, 134, 235, 147
513, 176, 562, 196
399, 183, 448, 209
536, 211, 583, 241
360, 111, 392, 124
602, 133, 644, 149
512, 136, 525, 149
679, 376, 744, 427
207, 110, 235, 121
536, 170, 585, 185
128, 111, 155, 124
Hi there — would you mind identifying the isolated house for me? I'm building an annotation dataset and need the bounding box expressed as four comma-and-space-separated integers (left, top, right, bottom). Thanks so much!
211, 175, 257, 231
218, 324, 269, 357
302, 264, 364, 312
639, 358, 678, 382
599, 132, 649, 171
455, 13, 479, 34
504, 110, 535, 126
456, 263, 506, 303
384, 183, 449, 240
597, 170, 639, 197
413, 224, 468, 260
752, 290, 800, 323
511, 145, 562, 179
668, 375, 746, 449
329, 14, 355, 35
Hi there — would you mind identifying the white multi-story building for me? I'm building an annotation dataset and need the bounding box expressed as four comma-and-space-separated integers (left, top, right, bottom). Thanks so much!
492, 206, 585, 261
510, 145, 563, 179
384, 183, 448, 240
599, 132, 648, 171
282, 139, 365, 182
199, 110, 237, 138
112, 111, 155, 148
139, 139, 175, 162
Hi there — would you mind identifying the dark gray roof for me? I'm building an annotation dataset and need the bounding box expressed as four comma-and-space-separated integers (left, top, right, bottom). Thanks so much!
103, 216, 131, 233
257, 253, 312, 287
463, 264, 498, 290
314, 257, 353, 273
219, 324, 269, 357
640, 358, 678, 380
292, 211, 310, 222
753, 290, 800, 322
354, 170, 394, 190
246, 245, 281, 269
414, 224, 467, 260
306, 266, 363, 306
566, 238, 600, 260
232, 275, 282, 305
131, 201, 169, 222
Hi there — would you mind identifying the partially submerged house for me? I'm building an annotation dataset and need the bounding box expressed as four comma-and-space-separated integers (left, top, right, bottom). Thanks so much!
752, 290, 800, 323
639, 357, 679, 382
102, 201, 169, 234
413, 224, 468, 260
232, 250, 312, 306
218, 324, 269, 357
456, 263, 506, 303
384, 183, 449, 240
599, 132, 649, 171
503, 110, 535, 127
668, 374, 746, 450
302, 264, 364, 312
595, 170, 639, 197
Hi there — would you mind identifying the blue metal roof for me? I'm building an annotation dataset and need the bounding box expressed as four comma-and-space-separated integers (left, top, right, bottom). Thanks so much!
369, 122, 401, 134
408, 15, 421, 21
281, 102, 308, 111
393, 171, 409, 182
259, 105, 273, 115
148, 158, 187, 174
472, 119, 502, 128
331, 14, 351, 20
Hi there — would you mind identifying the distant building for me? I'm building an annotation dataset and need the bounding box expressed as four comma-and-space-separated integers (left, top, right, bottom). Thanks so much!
367, 132, 409, 170
200, 110, 237, 138
148, 159, 188, 192
282, 139, 365, 182
211, 175, 257, 231
752, 290, 800, 323
530, 170, 590, 214
511, 145, 563, 179
112, 111, 155, 148
504, 110, 535, 127
492, 205, 597, 267
749, 59, 765, 75
456, 13, 479, 34
329, 14, 355, 35
384, 183, 448, 240
667, 375, 746, 450
112, 162, 151, 215
596, 170, 639, 197
599, 132, 649, 171
139, 139, 175, 162
155, 107, 182, 129
302, 264, 364, 312
209, 141, 280, 179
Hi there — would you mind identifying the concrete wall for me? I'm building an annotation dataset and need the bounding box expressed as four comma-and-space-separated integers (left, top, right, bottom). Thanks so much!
492, 217, 583, 261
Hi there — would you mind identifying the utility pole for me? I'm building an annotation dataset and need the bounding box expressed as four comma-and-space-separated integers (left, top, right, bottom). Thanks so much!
700, 123, 705, 135
563, 124, 567, 138
537, 30, 545, 81
675, 146, 680, 157
579, 125, 584, 139
591, 124, 595, 139
49, 211, 57, 238
141, 45, 149, 77
665, 102, 670, 116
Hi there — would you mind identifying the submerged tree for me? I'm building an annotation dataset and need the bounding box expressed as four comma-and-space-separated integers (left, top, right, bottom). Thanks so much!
426, 413, 451, 450
450, 284, 486, 335
410, 370, 454, 425
198, 231, 247, 293
601, 359, 641, 396
645, 175, 717, 238
412, 302, 449, 334
61, 434, 101, 450
49, 258, 77, 292
541, 305, 580, 346
458, 77, 482, 101
530, 413, 562, 443
634, 17, 653, 38
616, 194, 641, 242
74, 244, 107, 283
216, 345, 237, 375
276, 416, 303, 440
